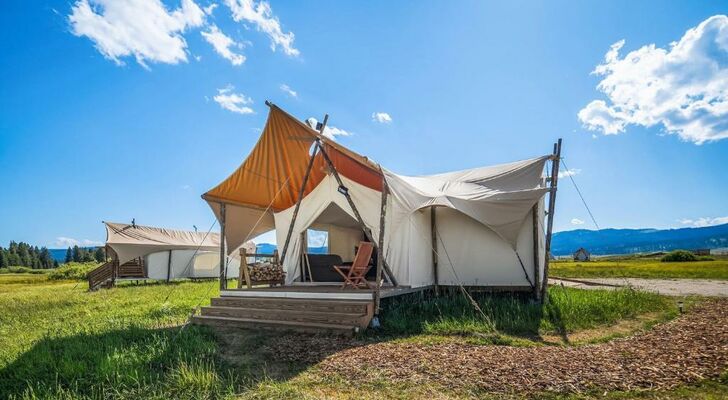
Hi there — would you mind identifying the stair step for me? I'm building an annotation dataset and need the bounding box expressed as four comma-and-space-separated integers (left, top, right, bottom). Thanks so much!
200, 306, 367, 326
210, 297, 371, 314
191, 315, 358, 335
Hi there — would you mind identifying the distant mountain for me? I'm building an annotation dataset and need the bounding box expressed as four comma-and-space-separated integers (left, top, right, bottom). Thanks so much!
49, 247, 99, 263
552, 223, 728, 256
255, 243, 328, 255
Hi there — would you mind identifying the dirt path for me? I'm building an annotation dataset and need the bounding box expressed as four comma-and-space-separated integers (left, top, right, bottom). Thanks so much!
551, 277, 728, 297
269, 299, 728, 395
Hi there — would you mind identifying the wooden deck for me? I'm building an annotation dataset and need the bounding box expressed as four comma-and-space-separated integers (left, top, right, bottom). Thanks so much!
220, 283, 425, 300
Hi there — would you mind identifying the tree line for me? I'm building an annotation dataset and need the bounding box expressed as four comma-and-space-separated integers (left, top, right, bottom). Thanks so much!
63, 245, 106, 264
0, 242, 106, 269
0, 242, 59, 269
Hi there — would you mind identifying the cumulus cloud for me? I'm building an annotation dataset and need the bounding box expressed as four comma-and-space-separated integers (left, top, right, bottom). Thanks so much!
279, 83, 297, 97
201, 24, 245, 65
570, 218, 585, 225
558, 168, 581, 179
306, 117, 352, 140
204, 3, 218, 14
213, 86, 254, 114
371, 112, 392, 124
224, 0, 299, 56
578, 15, 728, 144
68, 0, 205, 68
679, 216, 728, 227
54, 237, 103, 248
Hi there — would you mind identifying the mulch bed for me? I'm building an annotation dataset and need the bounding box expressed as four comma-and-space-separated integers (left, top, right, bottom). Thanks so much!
267, 299, 728, 395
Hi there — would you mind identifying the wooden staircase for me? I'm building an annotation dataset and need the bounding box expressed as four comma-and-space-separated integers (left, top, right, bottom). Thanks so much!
191, 296, 374, 335
87, 257, 147, 291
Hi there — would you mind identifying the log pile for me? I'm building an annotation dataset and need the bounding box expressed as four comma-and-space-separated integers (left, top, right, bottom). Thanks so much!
248, 262, 285, 282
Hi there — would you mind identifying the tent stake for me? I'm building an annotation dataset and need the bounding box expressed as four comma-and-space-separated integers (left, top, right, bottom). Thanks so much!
219, 202, 226, 290
541, 138, 562, 301
316, 141, 399, 287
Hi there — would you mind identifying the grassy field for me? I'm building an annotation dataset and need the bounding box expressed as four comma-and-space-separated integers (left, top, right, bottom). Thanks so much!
550, 256, 728, 280
0, 274, 723, 399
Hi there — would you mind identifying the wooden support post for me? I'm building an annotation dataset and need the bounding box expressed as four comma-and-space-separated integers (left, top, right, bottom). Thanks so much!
316, 141, 399, 287
541, 138, 562, 301
279, 119, 325, 265
374, 174, 388, 314
239, 247, 252, 289
431, 207, 439, 295
531, 204, 540, 300
166, 249, 172, 283
219, 202, 227, 291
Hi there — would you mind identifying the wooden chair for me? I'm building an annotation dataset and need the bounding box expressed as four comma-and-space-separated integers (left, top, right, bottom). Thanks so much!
333, 241, 375, 289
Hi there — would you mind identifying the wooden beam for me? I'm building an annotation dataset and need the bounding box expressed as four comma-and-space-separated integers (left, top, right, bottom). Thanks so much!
239, 247, 252, 289
541, 138, 562, 301
166, 249, 172, 283
279, 144, 321, 265
219, 202, 227, 291
316, 142, 399, 287
374, 174, 388, 314
532, 204, 540, 300
431, 207, 439, 294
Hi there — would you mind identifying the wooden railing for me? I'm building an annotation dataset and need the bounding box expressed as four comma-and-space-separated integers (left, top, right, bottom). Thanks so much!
88, 261, 115, 291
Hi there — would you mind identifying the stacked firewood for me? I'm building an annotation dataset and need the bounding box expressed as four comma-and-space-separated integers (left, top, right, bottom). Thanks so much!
248, 262, 285, 282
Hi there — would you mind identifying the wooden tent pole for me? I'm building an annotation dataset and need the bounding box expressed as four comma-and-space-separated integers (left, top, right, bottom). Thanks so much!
541, 138, 562, 301
431, 207, 439, 295
531, 204, 540, 300
316, 142, 399, 287
166, 249, 172, 283
279, 140, 322, 265
219, 202, 226, 290
374, 173, 388, 315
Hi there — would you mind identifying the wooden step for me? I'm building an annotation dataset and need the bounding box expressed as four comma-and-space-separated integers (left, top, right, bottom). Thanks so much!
211, 296, 371, 314
200, 306, 368, 326
191, 315, 358, 335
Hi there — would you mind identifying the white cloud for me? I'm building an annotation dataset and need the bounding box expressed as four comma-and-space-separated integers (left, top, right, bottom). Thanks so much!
307, 230, 328, 247
679, 216, 728, 227
578, 15, 728, 144
306, 117, 352, 140
223, 0, 299, 57
571, 218, 585, 225
371, 112, 392, 124
54, 237, 103, 248
213, 86, 254, 114
181, 184, 191, 190
558, 168, 581, 179
201, 24, 245, 65
279, 83, 297, 97
204, 3, 218, 14
68, 0, 205, 68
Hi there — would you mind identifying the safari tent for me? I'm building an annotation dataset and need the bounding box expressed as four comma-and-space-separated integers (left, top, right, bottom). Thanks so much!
88, 221, 254, 290
202, 103, 559, 296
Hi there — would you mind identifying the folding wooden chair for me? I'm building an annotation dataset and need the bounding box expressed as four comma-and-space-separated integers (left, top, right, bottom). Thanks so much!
333, 241, 375, 289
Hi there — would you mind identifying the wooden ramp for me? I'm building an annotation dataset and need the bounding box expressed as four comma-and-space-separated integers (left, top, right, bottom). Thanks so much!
192, 295, 374, 335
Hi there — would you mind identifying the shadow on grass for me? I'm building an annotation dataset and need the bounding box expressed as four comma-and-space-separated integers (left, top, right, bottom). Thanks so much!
0, 322, 361, 399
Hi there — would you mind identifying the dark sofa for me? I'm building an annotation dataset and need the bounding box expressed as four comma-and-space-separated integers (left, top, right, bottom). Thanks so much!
303, 254, 376, 282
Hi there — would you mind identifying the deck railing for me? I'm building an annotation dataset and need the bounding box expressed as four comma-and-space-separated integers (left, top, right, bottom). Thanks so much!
88, 260, 115, 291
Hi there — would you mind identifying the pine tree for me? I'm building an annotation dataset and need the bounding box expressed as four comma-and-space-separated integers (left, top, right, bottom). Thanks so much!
72, 245, 81, 262
94, 247, 106, 263
0, 250, 7, 269
65, 247, 73, 264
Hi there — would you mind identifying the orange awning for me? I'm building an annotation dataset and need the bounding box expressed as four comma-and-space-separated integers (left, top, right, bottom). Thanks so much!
203, 103, 382, 212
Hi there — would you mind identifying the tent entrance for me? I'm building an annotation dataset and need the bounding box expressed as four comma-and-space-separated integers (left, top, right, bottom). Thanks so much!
299, 202, 372, 282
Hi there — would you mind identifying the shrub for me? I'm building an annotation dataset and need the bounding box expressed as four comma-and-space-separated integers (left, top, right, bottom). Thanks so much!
0, 266, 48, 274
48, 262, 99, 281
661, 250, 698, 262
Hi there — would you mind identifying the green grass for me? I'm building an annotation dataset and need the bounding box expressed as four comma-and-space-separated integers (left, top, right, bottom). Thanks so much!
47, 261, 100, 280
0, 274, 713, 399
377, 286, 674, 341
550, 256, 728, 280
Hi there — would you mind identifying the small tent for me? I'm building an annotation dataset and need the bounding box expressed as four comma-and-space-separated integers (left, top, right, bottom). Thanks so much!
203, 103, 553, 291
104, 221, 254, 280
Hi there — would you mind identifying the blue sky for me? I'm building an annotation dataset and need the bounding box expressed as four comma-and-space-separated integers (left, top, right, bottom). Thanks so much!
1, 1, 727, 248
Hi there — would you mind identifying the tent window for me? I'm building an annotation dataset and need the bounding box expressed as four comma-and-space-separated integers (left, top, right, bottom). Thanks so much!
307, 229, 328, 254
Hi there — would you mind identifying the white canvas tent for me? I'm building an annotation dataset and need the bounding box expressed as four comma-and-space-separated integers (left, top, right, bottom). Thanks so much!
104, 222, 254, 280
203, 103, 556, 293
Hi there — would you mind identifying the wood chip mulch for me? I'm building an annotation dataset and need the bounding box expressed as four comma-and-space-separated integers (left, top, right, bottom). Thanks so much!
267, 299, 728, 394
